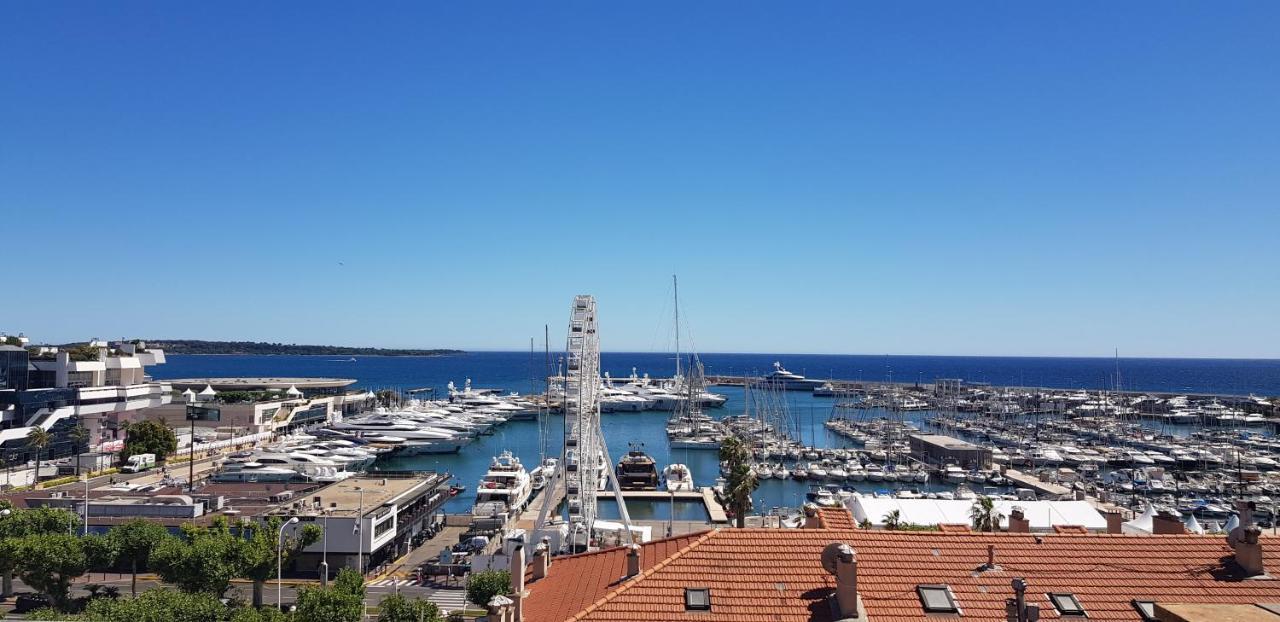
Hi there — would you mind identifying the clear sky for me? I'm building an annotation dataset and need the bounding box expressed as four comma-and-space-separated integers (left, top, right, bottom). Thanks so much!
2, 3, 1277, 357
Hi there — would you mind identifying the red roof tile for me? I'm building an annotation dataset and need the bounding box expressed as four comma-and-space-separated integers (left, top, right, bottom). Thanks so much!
938, 523, 972, 533
814, 507, 857, 530
522, 528, 1280, 622
1053, 525, 1089, 534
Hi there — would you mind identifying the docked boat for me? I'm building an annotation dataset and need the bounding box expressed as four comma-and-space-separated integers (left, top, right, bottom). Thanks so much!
472, 450, 533, 520
211, 461, 303, 483
664, 463, 695, 492
530, 457, 558, 490
616, 444, 659, 490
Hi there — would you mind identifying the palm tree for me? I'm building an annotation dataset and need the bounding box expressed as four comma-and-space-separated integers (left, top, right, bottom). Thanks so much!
718, 436, 759, 528
882, 509, 902, 530
26, 427, 52, 487
69, 425, 89, 477
969, 496, 1004, 532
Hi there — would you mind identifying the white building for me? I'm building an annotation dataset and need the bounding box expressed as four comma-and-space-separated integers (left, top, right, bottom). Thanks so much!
0, 339, 171, 453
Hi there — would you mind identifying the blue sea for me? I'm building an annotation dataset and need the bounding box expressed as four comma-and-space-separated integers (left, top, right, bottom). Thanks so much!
151, 353, 1280, 516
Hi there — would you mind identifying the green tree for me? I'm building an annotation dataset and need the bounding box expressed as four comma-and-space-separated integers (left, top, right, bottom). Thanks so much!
0, 505, 79, 599
465, 570, 511, 609
122, 419, 178, 461
27, 426, 52, 485
79, 589, 228, 622
717, 435, 759, 528
150, 519, 244, 596
294, 568, 364, 622
107, 519, 173, 595
229, 606, 292, 622
241, 517, 323, 608
70, 424, 90, 476
15, 533, 91, 610
969, 496, 1005, 533
882, 509, 902, 530
3, 336, 21, 347
378, 592, 442, 622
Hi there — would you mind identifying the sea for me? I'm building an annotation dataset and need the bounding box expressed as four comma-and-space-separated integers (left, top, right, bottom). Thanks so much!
151, 353, 1280, 518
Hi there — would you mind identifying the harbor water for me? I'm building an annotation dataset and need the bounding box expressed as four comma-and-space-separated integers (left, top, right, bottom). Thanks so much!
154, 353, 1280, 517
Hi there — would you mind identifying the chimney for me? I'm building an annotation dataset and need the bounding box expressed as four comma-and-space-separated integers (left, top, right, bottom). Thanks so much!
1102, 509, 1124, 534
1008, 506, 1030, 533
1229, 523, 1266, 577
985, 544, 998, 571
1152, 510, 1185, 535
509, 543, 525, 622
531, 537, 550, 581
625, 543, 641, 578
834, 544, 860, 619
1236, 500, 1256, 527
803, 503, 821, 529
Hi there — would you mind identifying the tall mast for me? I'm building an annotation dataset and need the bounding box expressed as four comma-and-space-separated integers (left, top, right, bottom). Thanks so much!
673, 274, 681, 379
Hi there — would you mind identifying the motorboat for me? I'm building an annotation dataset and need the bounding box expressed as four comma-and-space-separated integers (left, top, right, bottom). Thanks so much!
664, 463, 695, 492
616, 444, 660, 490
759, 362, 825, 391
472, 451, 533, 520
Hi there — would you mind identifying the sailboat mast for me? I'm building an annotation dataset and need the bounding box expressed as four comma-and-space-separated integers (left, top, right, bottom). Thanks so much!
673, 274, 681, 379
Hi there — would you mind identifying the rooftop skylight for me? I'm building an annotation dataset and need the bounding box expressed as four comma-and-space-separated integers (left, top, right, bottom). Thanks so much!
917, 585, 960, 614
1048, 593, 1086, 616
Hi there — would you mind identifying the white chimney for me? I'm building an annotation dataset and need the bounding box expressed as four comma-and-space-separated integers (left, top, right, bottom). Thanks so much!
509, 543, 526, 622
532, 537, 551, 581
626, 543, 641, 578
834, 544, 859, 619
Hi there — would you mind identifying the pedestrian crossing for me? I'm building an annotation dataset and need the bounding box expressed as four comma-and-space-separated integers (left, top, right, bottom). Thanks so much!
367, 579, 471, 612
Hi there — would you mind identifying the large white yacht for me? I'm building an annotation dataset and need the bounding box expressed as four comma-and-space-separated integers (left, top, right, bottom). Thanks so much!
472, 451, 533, 520
760, 362, 824, 391
220, 451, 351, 482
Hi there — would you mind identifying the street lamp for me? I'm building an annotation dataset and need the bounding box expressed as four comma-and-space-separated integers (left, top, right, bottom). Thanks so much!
277, 517, 299, 611
0, 509, 11, 599
319, 509, 330, 587
354, 487, 365, 577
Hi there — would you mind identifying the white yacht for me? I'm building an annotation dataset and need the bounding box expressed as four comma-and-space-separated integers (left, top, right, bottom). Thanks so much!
212, 462, 300, 483
530, 457, 558, 490
223, 451, 351, 482
472, 451, 533, 520
760, 362, 825, 391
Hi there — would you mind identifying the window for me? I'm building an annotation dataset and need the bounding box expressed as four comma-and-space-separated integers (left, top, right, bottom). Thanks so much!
1048, 593, 1086, 616
1131, 600, 1156, 622
684, 588, 711, 611
917, 585, 960, 614
373, 515, 394, 538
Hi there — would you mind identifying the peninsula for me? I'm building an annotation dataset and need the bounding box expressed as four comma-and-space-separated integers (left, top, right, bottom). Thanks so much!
138, 339, 462, 356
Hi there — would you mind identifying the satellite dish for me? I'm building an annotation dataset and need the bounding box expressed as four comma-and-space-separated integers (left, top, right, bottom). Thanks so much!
821, 543, 853, 576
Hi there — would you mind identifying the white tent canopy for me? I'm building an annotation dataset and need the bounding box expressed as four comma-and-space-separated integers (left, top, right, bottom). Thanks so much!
851, 497, 1108, 532
1122, 504, 1157, 534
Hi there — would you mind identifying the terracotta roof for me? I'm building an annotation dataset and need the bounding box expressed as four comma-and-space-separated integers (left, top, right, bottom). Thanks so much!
814, 506, 857, 530
1053, 525, 1089, 534
522, 528, 1280, 622
938, 523, 972, 533
523, 531, 710, 621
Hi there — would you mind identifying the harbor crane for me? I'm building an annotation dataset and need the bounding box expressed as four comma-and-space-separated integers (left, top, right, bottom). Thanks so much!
534, 295, 635, 553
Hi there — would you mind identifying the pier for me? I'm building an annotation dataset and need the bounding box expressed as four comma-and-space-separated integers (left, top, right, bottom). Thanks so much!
515, 486, 729, 528
1002, 468, 1072, 498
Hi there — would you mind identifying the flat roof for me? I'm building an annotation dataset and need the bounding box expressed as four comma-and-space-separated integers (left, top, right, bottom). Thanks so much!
167, 377, 358, 390
910, 433, 983, 450
266, 474, 447, 519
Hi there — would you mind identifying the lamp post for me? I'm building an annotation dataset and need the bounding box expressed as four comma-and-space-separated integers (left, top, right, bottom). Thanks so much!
320, 509, 330, 587
277, 517, 299, 611
0, 508, 11, 599
355, 487, 364, 577
83, 475, 90, 536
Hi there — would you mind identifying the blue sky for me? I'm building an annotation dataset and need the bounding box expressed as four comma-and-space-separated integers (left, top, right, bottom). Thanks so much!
2, 3, 1277, 357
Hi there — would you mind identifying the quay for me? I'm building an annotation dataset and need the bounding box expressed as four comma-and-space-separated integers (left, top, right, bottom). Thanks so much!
618, 487, 730, 524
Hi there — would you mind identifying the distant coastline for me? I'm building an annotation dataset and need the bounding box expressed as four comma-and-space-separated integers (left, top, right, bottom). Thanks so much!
141, 339, 462, 357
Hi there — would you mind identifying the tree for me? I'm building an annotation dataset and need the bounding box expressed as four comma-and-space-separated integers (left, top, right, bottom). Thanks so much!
107, 519, 172, 595
15, 534, 91, 610
294, 568, 365, 622
0, 505, 79, 599
3, 336, 21, 347
717, 436, 758, 528
122, 419, 177, 461
240, 516, 323, 607
466, 570, 511, 609
882, 509, 902, 530
27, 426, 52, 485
969, 496, 1005, 533
70, 424, 90, 476
378, 592, 442, 622
79, 589, 228, 622
150, 519, 244, 596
